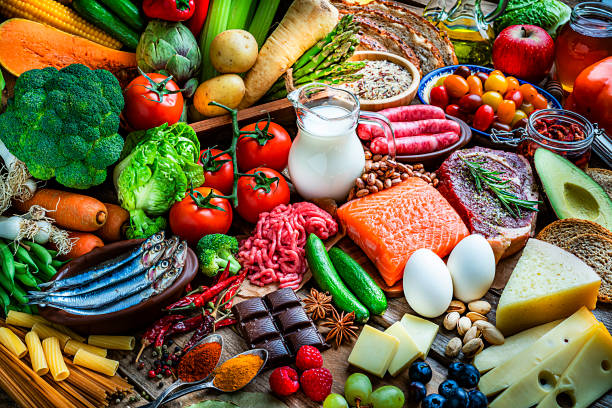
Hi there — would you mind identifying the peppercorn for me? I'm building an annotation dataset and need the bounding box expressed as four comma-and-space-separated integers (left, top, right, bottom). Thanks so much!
152, 351, 158, 357
147, 370, 156, 379
137, 362, 145, 370
167, 339, 174, 346
158, 382, 164, 389
115, 399, 120, 404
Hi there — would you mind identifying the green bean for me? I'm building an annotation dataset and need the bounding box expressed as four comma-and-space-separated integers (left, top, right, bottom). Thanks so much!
15, 246, 38, 274
10, 283, 28, 305
23, 240, 52, 265
0, 286, 10, 315
0, 241, 15, 286
15, 270, 39, 289
32, 255, 57, 281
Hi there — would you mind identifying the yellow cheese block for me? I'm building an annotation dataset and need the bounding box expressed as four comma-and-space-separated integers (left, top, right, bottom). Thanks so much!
489, 324, 603, 408
474, 320, 562, 373
479, 307, 600, 397
496, 239, 600, 335
537, 326, 612, 408
385, 322, 422, 377
348, 325, 399, 378
399, 314, 438, 357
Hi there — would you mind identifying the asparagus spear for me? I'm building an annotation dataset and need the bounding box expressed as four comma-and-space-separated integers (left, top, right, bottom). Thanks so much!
294, 61, 366, 86
293, 30, 357, 78
293, 14, 353, 70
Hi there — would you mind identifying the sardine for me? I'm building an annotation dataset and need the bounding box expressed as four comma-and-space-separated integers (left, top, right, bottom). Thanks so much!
38, 232, 165, 292
171, 241, 188, 269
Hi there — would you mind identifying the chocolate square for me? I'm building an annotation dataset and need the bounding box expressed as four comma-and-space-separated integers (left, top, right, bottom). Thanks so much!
264, 287, 300, 312
277, 306, 310, 333
232, 298, 268, 322
285, 323, 328, 354
254, 337, 291, 367
241, 316, 277, 344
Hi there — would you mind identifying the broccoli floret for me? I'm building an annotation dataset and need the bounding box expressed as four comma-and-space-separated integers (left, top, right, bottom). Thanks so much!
196, 234, 241, 277
125, 209, 167, 240
0, 64, 125, 189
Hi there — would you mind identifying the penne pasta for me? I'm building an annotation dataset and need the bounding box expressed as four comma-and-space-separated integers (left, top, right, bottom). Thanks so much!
32, 323, 71, 348
0, 327, 27, 358
5, 311, 47, 328
73, 349, 119, 377
50, 324, 86, 344
64, 340, 107, 358
42, 337, 70, 382
25, 331, 49, 376
87, 335, 135, 351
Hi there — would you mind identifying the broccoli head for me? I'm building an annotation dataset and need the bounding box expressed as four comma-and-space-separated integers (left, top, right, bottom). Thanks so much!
125, 209, 167, 240
196, 234, 241, 277
0, 64, 124, 189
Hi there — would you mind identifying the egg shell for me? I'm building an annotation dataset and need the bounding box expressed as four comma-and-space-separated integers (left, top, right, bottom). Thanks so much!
447, 234, 495, 302
403, 248, 453, 318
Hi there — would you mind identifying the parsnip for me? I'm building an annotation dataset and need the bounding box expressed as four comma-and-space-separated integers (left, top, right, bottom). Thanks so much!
238, 0, 339, 108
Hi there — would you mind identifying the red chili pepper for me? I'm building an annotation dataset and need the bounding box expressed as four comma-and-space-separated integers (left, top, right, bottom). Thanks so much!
183, 314, 215, 350
215, 318, 236, 330
143, 0, 195, 21
185, 0, 209, 37
215, 263, 231, 285
169, 314, 205, 334
184, 283, 193, 293
222, 269, 247, 309
154, 323, 174, 354
136, 314, 186, 362
165, 294, 201, 310
194, 269, 241, 307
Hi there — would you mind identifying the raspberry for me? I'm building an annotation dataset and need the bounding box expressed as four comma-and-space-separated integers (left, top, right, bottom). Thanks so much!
269, 366, 299, 396
300, 367, 333, 402
295, 345, 323, 371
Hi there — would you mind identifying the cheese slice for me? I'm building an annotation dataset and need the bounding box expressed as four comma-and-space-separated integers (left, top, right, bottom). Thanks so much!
399, 314, 438, 357
537, 325, 612, 408
496, 239, 600, 335
479, 307, 600, 396
475, 320, 562, 373
385, 322, 422, 377
489, 324, 603, 408
348, 325, 399, 378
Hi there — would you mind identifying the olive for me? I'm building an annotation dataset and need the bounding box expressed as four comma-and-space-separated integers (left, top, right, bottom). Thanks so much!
453, 66, 472, 79
458, 93, 483, 113
492, 121, 512, 132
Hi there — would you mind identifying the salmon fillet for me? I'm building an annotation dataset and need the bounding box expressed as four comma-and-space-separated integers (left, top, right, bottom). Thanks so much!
337, 178, 469, 286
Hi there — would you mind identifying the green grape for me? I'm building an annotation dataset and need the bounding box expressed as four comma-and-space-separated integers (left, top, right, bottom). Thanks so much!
344, 373, 372, 406
323, 393, 349, 408
370, 386, 405, 408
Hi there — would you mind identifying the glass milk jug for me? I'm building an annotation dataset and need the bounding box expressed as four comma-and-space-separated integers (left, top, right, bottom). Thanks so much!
287, 83, 395, 201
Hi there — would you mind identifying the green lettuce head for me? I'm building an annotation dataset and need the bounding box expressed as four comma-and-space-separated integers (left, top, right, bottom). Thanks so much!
494, 0, 571, 38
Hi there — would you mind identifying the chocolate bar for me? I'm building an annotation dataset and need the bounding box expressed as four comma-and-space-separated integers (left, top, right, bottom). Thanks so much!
232, 287, 329, 368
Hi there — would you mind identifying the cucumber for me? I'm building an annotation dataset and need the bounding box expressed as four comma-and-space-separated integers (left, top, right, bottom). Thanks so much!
72, 0, 139, 49
305, 234, 370, 323
328, 247, 388, 316
98, 0, 145, 31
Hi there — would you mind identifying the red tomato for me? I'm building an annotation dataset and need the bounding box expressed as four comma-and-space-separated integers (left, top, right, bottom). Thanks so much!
444, 75, 470, 99
237, 121, 292, 172
199, 149, 234, 195
445, 104, 461, 117
473, 105, 495, 131
504, 90, 523, 108
518, 84, 538, 104
169, 187, 232, 245
123, 73, 184, 130
458, 93, 483, 113
531, 93, 549, 110
236, 168, 290, 223
430, 86, 449, 108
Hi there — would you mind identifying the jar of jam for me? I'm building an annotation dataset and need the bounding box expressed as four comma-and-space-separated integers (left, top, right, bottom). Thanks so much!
491, 109, 601, 169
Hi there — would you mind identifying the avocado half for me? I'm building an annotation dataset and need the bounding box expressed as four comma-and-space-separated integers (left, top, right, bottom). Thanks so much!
534, 148, 612, 231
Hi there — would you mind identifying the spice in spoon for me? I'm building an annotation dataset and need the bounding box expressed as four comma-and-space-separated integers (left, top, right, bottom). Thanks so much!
213, 353, 264, 392
177, 341, 222, 382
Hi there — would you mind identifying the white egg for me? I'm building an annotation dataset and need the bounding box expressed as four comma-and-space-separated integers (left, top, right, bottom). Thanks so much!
447, 234, 496, 302
403, 249, 453, 318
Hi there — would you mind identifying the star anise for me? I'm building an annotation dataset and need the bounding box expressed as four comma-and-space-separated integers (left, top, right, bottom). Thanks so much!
321, 309, 358, 348
303, 288, 334, 321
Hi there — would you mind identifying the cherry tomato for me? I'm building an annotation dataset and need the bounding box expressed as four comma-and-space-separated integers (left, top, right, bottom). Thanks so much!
237, 120, 292, 172
497, 100, 516, 124
473, 105, 495, 131
476, 72, 489, 84
504, 90, 523, 108
518, 84, 538, 103
510, 110, 528, 127
520, 102, 535, 115
169, 187, 232, 245
123, 73, 183, 130
236, 167, 290, 223
199, 149, 234, 195
445, 104, 461, 117
490, 70, 505, 77
444, 75, 470, 98
453, 66, 472, 78
484, 74, 508, 94
434, 76, 447, 87
506, 76, 520, 92
466, 75, 483, 95
491, 121, 512, 132
531, 93, 549, 110
429, 86, 449, 108
458, 93, 483, 113
482, 91, 503, 111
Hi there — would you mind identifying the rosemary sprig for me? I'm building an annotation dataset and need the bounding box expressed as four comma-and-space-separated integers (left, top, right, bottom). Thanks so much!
460, 157, 541, 218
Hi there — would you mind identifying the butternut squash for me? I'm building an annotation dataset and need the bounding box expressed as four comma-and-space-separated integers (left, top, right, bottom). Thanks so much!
0, 19, 136, 78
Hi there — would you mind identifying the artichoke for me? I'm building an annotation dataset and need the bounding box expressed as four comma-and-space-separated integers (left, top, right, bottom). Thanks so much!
137, 20, 201, 90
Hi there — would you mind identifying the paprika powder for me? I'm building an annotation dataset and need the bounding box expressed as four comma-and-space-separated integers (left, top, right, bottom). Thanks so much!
212, 353, 264, 392
177, 341, 221, 382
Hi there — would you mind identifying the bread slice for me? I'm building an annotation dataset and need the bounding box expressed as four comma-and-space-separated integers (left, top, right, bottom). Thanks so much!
357, 35, 387, 52
564, 233, 612, 303
586, 168, 612, 199
536, 218, 612, 249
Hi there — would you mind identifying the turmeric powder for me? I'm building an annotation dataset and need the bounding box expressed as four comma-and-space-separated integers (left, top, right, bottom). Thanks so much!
213, 353, 263, 392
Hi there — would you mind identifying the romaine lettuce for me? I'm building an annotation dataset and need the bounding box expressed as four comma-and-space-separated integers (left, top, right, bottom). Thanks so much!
494, 0, 571, 38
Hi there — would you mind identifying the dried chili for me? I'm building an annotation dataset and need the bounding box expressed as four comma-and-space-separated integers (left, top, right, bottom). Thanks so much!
215, 318, 236, 330
183, 314, 215, 350
135, 314, 186, 362
193, 274, 241, 307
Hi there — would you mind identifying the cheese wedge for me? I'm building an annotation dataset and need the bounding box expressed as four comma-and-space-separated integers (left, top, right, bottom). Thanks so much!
489, 324, 603, 408
385, 322, 421, 377
348, 325, 399, 378
537, 326, 612, 408
496, 239, 600, 335
399, 314, 438, 357
475, 320, 561, 373
479, 307, 600, 396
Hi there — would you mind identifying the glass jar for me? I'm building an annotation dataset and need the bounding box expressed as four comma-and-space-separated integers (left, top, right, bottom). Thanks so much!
554, 2, 612, 92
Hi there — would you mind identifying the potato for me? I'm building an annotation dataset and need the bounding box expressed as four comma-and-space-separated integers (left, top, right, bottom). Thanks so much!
193, 74, 246, 117
210, 30, 258, 74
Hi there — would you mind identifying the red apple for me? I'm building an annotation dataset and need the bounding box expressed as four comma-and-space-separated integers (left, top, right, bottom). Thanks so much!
492, 25, 555, 82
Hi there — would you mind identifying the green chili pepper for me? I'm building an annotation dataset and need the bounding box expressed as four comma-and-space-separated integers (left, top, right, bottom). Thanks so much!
15, 270, 39, 289
23, 240, 53, 266
0, 286, 10, 315
47, 249, 58, 258
15, 245, 38, 274
0, 241, 15, 286
10, 283, 28, 305
51, 259, 71, 269
32, 255, 57, 281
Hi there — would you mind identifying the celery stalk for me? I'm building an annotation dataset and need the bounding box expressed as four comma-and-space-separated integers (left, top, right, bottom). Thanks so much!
199, 0, 232, 82
227, 0, 257, 30
248, 0, 281, 47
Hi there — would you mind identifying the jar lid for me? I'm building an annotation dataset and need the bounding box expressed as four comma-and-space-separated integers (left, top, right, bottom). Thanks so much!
571, 2, 612, 38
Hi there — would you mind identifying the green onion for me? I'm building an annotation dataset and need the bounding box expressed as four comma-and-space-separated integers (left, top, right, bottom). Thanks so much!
248, 0, 281, 47
199, 0, 233, 81
227, 0, 258, 30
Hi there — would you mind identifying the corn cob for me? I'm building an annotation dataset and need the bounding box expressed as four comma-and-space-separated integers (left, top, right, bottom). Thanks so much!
0, 0, 122, 49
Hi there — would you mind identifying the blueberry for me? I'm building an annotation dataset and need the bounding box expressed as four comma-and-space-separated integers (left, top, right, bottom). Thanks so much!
421, 394, 447, 408
409, 361, 433, 384
448, 362, 465, 381
438, 379, 460, 398
406, 381, 427, 403
467, 390, 487, 408
446, 387, 469, 408
457, 364, 480, 388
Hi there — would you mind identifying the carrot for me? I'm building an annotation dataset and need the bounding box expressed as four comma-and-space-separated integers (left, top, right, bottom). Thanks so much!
52, 232, 104, 260
13, 189, 107, 232
95, 203, 129, 242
